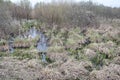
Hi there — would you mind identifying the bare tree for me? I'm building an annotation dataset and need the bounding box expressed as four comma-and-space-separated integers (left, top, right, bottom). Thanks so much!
19, 0, 32, 20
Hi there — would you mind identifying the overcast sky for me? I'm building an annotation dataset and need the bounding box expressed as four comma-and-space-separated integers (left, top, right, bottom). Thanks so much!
10, 0, 120, 8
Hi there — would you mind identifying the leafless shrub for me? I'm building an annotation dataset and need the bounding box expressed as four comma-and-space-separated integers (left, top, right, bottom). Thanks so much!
0, 2, 12, 39
0, 1, 20, 39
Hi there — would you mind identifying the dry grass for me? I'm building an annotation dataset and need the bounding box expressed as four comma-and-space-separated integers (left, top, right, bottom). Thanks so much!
0, 23, 120, 80
89, 63, 120, 80
39, 68, 63, 80
47, 52, 69, 62
58, 59, 89, 80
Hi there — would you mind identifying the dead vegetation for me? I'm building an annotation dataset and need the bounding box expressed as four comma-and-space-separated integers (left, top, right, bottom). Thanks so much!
0, 0, 120, 80
0, 23, 120, 80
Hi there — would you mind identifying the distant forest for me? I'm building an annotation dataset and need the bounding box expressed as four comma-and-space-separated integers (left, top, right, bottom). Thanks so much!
0, 0, 120, 38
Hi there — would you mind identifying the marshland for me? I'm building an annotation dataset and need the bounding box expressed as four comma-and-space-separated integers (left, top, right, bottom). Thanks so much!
0, 0, 120, 80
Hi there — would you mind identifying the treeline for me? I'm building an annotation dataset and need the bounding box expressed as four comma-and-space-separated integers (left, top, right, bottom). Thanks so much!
0, 0, 120, 38
33, 1, 120, 24
1, 0, 120, 23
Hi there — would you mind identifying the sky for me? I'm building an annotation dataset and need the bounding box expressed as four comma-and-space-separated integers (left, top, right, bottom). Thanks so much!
10, 0, 120, 8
